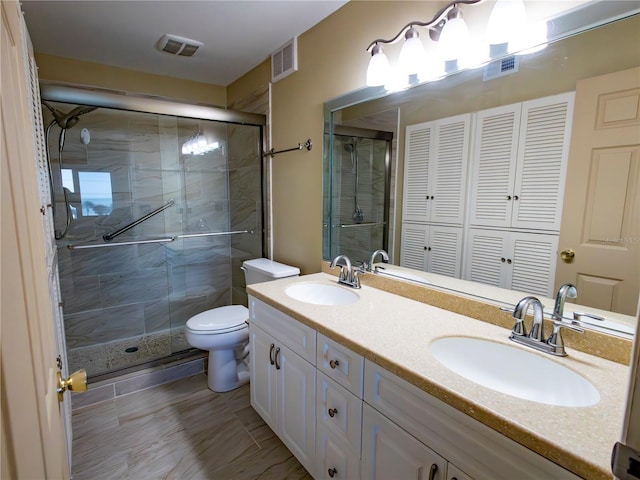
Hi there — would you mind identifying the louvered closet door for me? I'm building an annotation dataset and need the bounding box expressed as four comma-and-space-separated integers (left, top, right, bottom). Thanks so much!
400, 223, 428, 270
469, 104, 520, 228
463, 228, 509, 288
403, 122, 434, 223
431, 114, 470, 225
512, 92, 575, 231
507, 232, 559, 298
428, 225, 463, 278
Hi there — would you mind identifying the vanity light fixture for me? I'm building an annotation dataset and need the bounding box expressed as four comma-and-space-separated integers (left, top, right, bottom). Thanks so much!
181, 131, 220, 155
365, 0, 547, 88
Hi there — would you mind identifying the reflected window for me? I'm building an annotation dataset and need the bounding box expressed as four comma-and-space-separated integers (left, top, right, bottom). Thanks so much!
78, 171, 113, 216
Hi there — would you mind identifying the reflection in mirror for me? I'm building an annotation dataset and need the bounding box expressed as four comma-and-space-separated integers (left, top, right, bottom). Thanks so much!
323, 4, 640, 337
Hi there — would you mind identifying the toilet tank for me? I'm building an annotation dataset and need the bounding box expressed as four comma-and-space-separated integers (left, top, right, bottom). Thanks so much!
242, 258, 300, 285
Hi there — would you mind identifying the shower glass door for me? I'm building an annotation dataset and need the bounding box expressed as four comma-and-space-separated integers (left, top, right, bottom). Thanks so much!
44, 99, 264, 378
326, 130, 392, 264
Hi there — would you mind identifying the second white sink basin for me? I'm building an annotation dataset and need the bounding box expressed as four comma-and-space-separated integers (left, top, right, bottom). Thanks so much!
285, 283, 359, 306
430, 337, 600, 407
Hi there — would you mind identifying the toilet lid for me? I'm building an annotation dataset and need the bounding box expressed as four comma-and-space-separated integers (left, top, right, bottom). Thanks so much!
186, 305, 249, 333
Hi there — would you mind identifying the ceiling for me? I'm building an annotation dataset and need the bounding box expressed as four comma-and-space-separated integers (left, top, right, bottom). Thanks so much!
21, 0, 348, 86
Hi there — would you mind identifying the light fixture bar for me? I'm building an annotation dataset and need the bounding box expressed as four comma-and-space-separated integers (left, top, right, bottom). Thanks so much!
365, 0, 483, 52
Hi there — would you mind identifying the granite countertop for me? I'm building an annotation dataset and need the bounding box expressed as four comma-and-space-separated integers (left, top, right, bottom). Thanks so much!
247, 272, 630, 480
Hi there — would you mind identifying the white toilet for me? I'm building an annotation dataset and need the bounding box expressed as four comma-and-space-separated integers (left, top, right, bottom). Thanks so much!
185, 258, 299, 392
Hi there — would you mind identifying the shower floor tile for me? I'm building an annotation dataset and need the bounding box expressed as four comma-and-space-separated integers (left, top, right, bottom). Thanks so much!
71, 373, 312, 480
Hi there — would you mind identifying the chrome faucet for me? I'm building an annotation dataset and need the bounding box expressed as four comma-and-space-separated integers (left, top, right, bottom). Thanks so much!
329, 254, 361, 288
553, 283, 577, 321
368, 249, 389, 272
509, 295, 583, 357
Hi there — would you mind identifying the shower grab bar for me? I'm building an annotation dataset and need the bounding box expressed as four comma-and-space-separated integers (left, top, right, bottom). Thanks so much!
333, 222, 385, 228
67, 229, 254, 250
103, 199, 175, 242
262, 139, 312, 158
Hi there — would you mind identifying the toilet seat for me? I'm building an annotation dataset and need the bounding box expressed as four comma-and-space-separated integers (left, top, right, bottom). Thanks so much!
186, 305, 249, 335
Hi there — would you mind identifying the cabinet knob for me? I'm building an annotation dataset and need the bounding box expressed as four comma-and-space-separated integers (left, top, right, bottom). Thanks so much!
507, 258, 512, 264
329, 359, 340, 369
514, 195, 519, 200
328, 408, 338, 417
430, 195, 434, 200
506, 195, 512, 200
501, 257, 506, 263
328, 467, 337, 478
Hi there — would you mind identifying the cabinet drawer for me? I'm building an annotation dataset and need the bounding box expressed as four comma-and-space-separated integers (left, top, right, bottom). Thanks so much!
317, 333, 364, 397
364, 360, 580, 480
249, 296, 316, 364
317, 372, 362, 450
316, 424, 360, 480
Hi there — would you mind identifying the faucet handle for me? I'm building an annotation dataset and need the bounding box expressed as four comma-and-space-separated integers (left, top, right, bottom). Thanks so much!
573, 312, 605, 323
547, 320, 584, 356
511, 316, 527, 337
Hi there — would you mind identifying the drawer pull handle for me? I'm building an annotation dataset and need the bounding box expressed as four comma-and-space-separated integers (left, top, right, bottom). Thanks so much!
275, 347, 281, 370
428, 464, 438, 480
328, 467, 337, 478
328, 408, 338, 417
329, 359, 340, 369
269, 343, 275, 365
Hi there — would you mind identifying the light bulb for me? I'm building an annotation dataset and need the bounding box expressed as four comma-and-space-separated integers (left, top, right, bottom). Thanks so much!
399, 27, 427, 76
439, 15, 470, 62
417, 57, 446, 82
366, 44, 391, 87
487, 0, 527, 46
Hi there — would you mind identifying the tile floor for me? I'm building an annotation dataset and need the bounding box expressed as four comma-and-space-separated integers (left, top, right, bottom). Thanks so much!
72, 373, 313, 479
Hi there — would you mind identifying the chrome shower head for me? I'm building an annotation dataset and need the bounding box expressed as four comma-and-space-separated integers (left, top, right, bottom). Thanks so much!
43, 102, 97, 129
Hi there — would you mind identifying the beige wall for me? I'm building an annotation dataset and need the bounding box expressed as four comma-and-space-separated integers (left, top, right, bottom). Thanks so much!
36, 53, 227, 106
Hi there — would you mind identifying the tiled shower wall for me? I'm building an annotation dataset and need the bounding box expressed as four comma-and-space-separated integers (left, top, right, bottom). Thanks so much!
48, 105, 263, 377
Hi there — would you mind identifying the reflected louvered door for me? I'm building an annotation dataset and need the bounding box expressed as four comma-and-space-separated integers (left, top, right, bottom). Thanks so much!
512, 92, 575, 231
400, 223, 428, 270
431, 114, 470, 225
403, 122, 433, 222
469, 104, 520, 228
463, 228, 509, 288
428, 225, 463, 278
508, 232, 559, 297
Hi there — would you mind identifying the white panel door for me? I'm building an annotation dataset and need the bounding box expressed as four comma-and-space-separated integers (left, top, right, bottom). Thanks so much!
362, 405, 446, 480
508, 232, 559, 298
403, 122, 434, 223
512, 92, 575, 231
428, 225, 463, 278
464, 228, 509, 288
278, 342, 316, 477
400, 223, 429, 270
431, 114, 471, 225
469, 104, 521, 228
249, 325, 278, 432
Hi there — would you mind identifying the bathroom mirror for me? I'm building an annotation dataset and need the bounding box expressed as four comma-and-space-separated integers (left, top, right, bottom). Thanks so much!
323, 2, 640, 336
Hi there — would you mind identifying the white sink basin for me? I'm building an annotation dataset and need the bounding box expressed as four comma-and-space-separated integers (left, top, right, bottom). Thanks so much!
285, 283, 359, 306
430, 337, 600, 407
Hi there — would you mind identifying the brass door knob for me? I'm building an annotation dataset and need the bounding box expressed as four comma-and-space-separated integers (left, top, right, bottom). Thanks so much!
57, 369, 87, 402
560, 249, 576, 262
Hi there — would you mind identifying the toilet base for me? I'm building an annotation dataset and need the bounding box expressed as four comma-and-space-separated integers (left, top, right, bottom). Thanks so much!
206, 347, 250, 393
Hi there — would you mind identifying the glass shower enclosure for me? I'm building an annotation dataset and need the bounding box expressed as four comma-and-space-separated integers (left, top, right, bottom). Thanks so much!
323, 126, 393, 265
41, 85, 266, 379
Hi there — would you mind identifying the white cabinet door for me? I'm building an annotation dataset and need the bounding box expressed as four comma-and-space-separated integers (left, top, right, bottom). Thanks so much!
512, 93, 575, 231
401, 224, 463, 278
362, 404, 447, 480
249, 323, 316, 477
403, 115, 470, 226
469, 104, 521, 228
469, 93, 574, 232
464, 228, 558, 297
431, 114, 471, 225
447, 463, 475, 480
404, 122, 434, 223
316, 424, 361, 480
249, 325, 277, 432
278, 342, 316, 475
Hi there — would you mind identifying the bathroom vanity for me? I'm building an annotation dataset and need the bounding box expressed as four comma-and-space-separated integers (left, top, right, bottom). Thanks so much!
247, 272, 629, 480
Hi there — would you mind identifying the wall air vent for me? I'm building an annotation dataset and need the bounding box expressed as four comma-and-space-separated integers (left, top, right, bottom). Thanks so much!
483, 55, 519, 81
271, 37, 298, 83
157, 34, 203, 57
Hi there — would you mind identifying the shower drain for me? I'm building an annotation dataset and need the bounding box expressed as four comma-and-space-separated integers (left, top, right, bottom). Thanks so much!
125, 346, 139, 353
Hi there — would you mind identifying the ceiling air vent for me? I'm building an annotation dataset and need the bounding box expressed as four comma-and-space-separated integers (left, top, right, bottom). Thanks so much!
271, 37, 298, 83
483, 55, 519, 81
157, 34, 203, 57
